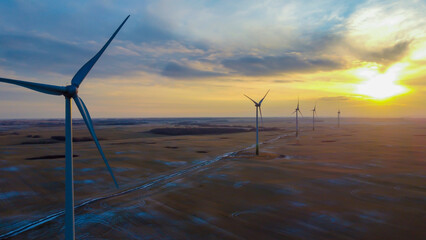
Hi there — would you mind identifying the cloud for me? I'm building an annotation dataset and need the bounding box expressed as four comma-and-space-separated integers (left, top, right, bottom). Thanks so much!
0, 33, 89, 76
161, 62, 225, 79
121, 41, 206, 58
146, 0, 360, 51
0, 0, 355, 82
369, 41, 411, 63
273, 79, 304, 83
350, 40, 412, 67
341, 1, 425, 66
0, 33, 153, 80
403, 73, 426, 86
222, 54, 343, 76
0, 0, 187, 81
319, 96, 350, 101
121, 14, 178, 44
345, 1, 425, 48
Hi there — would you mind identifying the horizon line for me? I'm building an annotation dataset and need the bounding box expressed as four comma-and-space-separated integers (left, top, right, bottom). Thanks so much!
0, 116, 424, 120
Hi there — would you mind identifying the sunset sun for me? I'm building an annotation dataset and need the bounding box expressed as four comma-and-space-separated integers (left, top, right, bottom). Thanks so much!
355, 63, 408, 100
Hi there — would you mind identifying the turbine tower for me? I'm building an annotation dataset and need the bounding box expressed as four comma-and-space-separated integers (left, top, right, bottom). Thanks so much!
244, 90, 270, 155
0, 15, 130, 240
292, 98, 303, 137
338, 108, 341, 128
312, 104, 317, 131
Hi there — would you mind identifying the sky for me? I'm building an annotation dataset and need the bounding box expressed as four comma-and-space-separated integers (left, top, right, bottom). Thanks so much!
0, 0, 425, 118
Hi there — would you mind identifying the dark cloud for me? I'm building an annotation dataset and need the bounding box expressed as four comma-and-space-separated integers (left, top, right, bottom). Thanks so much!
365, 41, 411, 65
293, 32, 343, 53
273, 80, 304, 83
0, 34, 90, 76
120, 14, 177, 44
125, 23, 174, 43
0, 33, 157, 80
222, 54, 342, 76
161, 62, 224, 79
0, 1, 184, 81
319, 96, 350, 101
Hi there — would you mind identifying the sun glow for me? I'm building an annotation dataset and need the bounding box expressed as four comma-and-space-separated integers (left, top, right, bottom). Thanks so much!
355, 63, 408, 100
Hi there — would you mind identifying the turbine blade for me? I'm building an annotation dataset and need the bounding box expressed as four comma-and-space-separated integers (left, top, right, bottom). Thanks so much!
0, 77, 66, 95
259, 89, 270, 105
299, 110, 303, 117
259, 106, 264, 127
71, 15, 130, 88
292, 110, 296, 114
243, 94, 258, 105
73, 95, 119, 189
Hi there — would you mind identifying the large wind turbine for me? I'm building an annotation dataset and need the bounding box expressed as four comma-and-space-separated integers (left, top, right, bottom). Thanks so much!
0, 15, 130, 240
244, 90, 270, 155
312, 104, 317, 131
292, 98, 303, 137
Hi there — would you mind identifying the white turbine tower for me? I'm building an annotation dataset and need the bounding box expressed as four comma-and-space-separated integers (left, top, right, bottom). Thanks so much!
244, 90, 270, 155
312, 104, 317, 131
0, 15, 130, 240
293, 98, 303, 137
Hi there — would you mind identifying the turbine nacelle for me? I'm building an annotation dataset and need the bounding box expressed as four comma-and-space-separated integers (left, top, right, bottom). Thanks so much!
244, 89, 270, 125
64, 85, 78, 98
292, 99, 303, 117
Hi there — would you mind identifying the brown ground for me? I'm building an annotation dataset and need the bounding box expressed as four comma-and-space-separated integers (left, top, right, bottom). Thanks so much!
0, 118, 425, 239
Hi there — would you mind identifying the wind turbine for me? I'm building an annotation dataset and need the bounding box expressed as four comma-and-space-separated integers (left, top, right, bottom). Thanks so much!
292, 98, 303, 137
0, 15, 130, 240
312, 104, 317, 131
338, 108, 341, 128
244, 90, 270, 155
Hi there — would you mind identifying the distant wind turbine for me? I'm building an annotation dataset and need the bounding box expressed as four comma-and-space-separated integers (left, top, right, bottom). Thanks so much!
244, 90, 270, 155
292, 98, 303, 137
338, 107, 341, 128
0, 15, 130, 240
312, 104, 317, 131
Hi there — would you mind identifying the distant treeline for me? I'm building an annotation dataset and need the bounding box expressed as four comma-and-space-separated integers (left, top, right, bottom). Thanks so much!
21, 136, 105, 144
149, 127, 279, 136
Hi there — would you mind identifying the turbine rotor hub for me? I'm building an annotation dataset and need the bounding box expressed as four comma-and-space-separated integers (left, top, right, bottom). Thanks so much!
64, 85, 78, 98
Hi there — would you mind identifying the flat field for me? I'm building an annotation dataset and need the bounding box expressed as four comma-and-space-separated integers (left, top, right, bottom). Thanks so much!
0, 118, 425, 239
